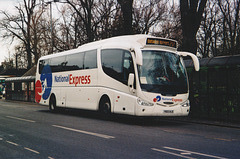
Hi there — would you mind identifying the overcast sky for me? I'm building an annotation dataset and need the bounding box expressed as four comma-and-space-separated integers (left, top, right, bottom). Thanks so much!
0, 0, 62, 64
0, 0, 20, 63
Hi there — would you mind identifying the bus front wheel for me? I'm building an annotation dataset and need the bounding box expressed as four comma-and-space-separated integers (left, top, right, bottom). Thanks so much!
99, 97, 111, 116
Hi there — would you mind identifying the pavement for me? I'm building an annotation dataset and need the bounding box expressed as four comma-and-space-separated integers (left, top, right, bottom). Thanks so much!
167, 116, 240, 129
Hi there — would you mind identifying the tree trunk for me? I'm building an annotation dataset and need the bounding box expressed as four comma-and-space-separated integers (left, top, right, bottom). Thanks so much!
180, 0, 207, 54
117, 0, 133, 35
26, 42, 32, 69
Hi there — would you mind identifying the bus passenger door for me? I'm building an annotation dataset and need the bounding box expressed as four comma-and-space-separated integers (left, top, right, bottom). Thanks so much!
113, 51, 136, 115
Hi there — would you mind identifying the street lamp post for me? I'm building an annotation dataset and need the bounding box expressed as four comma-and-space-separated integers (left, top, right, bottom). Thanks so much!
45, 0, 59, 54
41, 0, 68, 54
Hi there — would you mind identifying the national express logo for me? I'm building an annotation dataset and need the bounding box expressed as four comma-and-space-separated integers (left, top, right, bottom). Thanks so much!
35, 65, 91, 103
35, 65, 52, 103
153, 95, 183, 103
55, 74, 91, 86
153, 95, 161, 102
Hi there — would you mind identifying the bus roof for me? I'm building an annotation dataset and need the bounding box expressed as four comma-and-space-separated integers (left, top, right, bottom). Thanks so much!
39, 34, 178, 60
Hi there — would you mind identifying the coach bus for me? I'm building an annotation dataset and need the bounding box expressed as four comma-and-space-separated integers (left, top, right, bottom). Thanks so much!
35, 34, 199, 116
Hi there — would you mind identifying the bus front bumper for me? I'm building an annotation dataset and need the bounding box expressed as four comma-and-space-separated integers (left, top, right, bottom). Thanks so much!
135, 104, 190, 116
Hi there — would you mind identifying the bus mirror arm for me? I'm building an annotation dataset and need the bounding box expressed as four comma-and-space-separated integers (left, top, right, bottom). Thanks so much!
179, 51, 200, 71
133, 47, 142, 66
128, 73, 135, 93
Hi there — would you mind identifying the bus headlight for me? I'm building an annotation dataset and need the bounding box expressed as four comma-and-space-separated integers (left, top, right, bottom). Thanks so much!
181, 100, 190, 107
137, 98, 154, 106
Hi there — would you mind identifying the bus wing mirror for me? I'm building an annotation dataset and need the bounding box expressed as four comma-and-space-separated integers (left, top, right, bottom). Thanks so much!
128, 73, 135, 92
179, 51, 200, 71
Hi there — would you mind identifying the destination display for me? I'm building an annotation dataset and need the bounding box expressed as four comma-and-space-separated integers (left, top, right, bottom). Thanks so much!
146, 38, 177, 48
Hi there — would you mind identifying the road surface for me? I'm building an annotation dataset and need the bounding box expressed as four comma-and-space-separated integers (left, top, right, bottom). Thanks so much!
0, 100, 239, 159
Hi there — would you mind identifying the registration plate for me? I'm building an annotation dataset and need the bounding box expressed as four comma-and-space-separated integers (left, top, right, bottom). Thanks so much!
164, 110, 174, 113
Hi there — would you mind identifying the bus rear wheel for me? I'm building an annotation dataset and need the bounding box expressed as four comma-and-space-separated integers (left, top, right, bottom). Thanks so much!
49, 95, 57, 112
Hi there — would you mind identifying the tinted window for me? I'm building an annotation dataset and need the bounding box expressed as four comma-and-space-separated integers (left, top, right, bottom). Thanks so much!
50, 56, 66, 72
84, 50, 97, 69
123, 52, 134, 84
101, 49, 134, 85
65, 53, 84, 71
39, 49, 97, 73
39, 59, 50, 74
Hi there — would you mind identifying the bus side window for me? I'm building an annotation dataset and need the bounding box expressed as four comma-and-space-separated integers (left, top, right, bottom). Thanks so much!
84, 50, 97, 69
50, 56, 66, 72
39, 60, 44, 74
65, 53, 84, 71
123, 51, 134, 85
39, 59, 49, 74
101, 49, 134, 86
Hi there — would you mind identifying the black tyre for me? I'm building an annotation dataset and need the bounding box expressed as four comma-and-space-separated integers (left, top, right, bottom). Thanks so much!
99, 97, 111, 117
49, 95, 57, 112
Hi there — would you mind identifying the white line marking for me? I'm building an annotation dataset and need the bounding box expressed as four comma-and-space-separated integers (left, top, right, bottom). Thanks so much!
152, 148, 196, 159
48, 157, 55, 159
0, 138, 3, 141
52, 125, 115, 139
181, 152, 192, 155
214, 138, 232, 142
6, 116, 36, 123
163, 146, 229, 159
24, 147, 40, 154
6, 140, 19, 146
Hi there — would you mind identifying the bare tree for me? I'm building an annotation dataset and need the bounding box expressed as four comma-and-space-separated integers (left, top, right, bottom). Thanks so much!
117, 0, 133, 35
62, 0, 120, 45
4, 0, 240, 70
197, 0, 240, 57
218, 0, 240, 55
94, 0, 120, 39
180, 0, 207, 54
50, 5, 79, 51
133, 0, 168, 34
31, 7, 47, 64
197, 0, 222, 57
0, 0, 38, 69
66, 0, 95, 42
14, 44, 28, 69
152, 2, 182, 45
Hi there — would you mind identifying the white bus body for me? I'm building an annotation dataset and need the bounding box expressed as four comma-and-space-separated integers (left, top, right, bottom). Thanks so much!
35, 35, 199, 116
